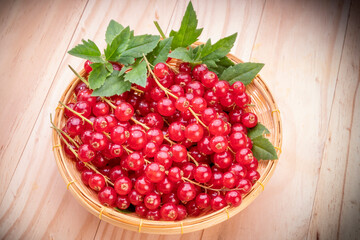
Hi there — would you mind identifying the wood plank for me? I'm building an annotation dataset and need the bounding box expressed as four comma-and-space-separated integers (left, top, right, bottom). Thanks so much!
200, 0, 351, 239
0, 0, 88, 203
0, 0, 178, 239
308, 1, 360, 239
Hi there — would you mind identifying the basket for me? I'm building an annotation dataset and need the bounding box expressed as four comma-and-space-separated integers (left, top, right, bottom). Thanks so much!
52, 45, 282, 234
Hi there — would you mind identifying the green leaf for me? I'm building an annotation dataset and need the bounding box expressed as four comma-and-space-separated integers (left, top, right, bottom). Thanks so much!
114, 207, 133, 213
104, 27, 131, 61
208, 56, 234, 75
88, 63, 111, 89
105, 20, 124, 45
247, 123, 271, 139
120, 34, 160, 60
124, 60, 147, 87
169, 2, 203, 49
251, 136, 278, 160
220, 62, 264, 85
200, 33, 237, 62
168, 47, 194, 62
92, 71, 131, 96
146, 37, 173, 65
68, 39, 103, 62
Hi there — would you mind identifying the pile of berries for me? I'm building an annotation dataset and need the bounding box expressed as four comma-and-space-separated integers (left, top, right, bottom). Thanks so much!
59, 60, 260, 221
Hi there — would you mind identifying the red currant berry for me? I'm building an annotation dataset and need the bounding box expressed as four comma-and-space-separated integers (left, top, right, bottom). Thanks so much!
115, 102, 134, 121
211, 195, 226, 210
208, 118, 228, 136
111, 62, 122, 71
192, 64, 208, 81
241, 112, 258, 128
194, 164, 212, 183
93, 116, 109, 132
213, 150, 234, 169
201, 71, 218, 88
109, 166, 127, 182
77, 89, 97, 107
98, 187, 117, 207
225, 190, 242, 207
128, 189, 144, 206
229, 109, 243, 124
181, 162, 196, 179
176, 205, 187, 220
84, 60, 93, 73
191, 97, 207, 113
160, 203, 178, 221
246, 136, 253, 149
203, 90, 219, 107
228, 163, 247, 179
116, 195, 130, 210
80, 130, 93, 144
247, 169, 260, 184
66, 116, 85, 136
186, 200, 201, 216
144, 112, 164, 129
185, 81, 205, 97
146, 209, 161, 220
145, 162, 165, 183
231, 81, 246, 95
90, 132, 108, 151
185, 123, 204, 142
127, 130, 147, 150
201, 107, 217, 125
209, 171, 224, 189
81, 169, 94, 185
235, 92, 251, 108
157, 98, 176, 116
210, 135, 228, 153
219, 91, 235, 107
109, 143, 123, 158
134, 175, 154, 195
64, 103, 76, 118
170, 144, 187, 162
246, 157, 258, 170
92, 152, 109, 168
105, 114, 118, 130
177, 182, 196, 202
126, 152, 144, 171
235, 148, 254, 165
154, 62, 170, 79
135, 203, 148, 217
78, 144, 95, 162
236, 178, 252, 194
178, 62, 191, 73
232, 123, 248, 134
195, 193, 211, 209
88, 173, 106, 191
137, 100, 150, 116
168, 167, 183, 182
92, 101, 110, 117
74, 101, 91, 118
197, 136, 214, 155
174, 72, 192, 86
150, 86, 166, 101
168, 121, 186, 141
146, 128, 164, 145
213, 80, 230, 97
114, 176, 133, 196
75, 82, 88, 96
143, 142, 159, 158
223, 171, 236, 188
229, 132, 247, 150
111, 126, 129, 145
144, 192, 161, 210
154, 151, 172, 170
156, 177, 174, 194
169, 84, 185, 98
162, 192, 180, 205
175, 96, 190, 112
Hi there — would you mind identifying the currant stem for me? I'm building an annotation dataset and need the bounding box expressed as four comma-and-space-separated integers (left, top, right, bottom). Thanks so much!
153, 21, 166, 39
59, 101, 93, 125
68, 65, 89, 86
51, 120, 80, 148
131, 86, 144, 94
181, 177, 243, 192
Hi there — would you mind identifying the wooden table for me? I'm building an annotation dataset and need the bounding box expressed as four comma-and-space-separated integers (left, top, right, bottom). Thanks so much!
0, 0, 359, 239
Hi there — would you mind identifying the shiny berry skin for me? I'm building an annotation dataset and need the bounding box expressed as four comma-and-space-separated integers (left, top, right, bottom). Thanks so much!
157, 98, 176, 116
185, 81, 204, 97
220, 91, 235, 107
232, 123, 247, 134
208, 118, 228, 136
66, 116, 85, 136
210, 135, 228, 153
64, 143, 76, 159
246, 157, 259, 170
144, 112, 164, 129
241, 112, 258, 128
186, 200, 201, 216
176, 205, 187, 220
246, 136, 253, 149
154, 62, 170, 79
105, 114, 118, 129
134, 176, 154, 195
177, 182, 196, 202
135, 203, 148, 217
203, 90, 219, 107
231, 81, 246, 95
154, 151, 172, 169
157, 177, 174, 194
235, 148, 254, 165
178, 62, 191, 73
143, 142, 159, 158
185, 123, 204, 142
209, 171, 224, 189
98, 187, 117, 207
225, 190, 242, 207
115, 102, 134, 121
237, 178, 252, 195
194, 165, 212, 183
197, 136, 214, 155
150, 86, 166, 101
93, 116, 109, 132
128, 189, 144, 205
64, 103, 76, 118
92, 152, 109, 168
181, 162, 195, 179
223, 172, 236, 188
174, 72, 192, 86
201, 71, 219, 88
144, 192, 161, 210
160, 203, 178, 221
129, 124, 145, 133
211, 195, 226, 210
146, 128, 164, 145
109, 144, 123, 158
137, 100, 150, 116
170, 144, 187, 162
126, 152, 144, 171
90, 132, 108, 151
145, 162, 165, 183
111, 62, 122, 71
168, 167, 183, 182
229, 163, 247, 179
116, 195, 130, 210
81, 169, 94, 185
80, 130, 93, 144
229, 109, 243, 124
111, 126, 129, 145
229, 132, 248, 150
78, 144, 95, 162
84, 60, 93, 73
200, 108, 216, 126
213, 80, 230, 97
247, 170, 260, 184
175, 96, 190, 112
235, 92, 251, 108
92, 101, 110, 117
75, 82, 88, 96
195, 193, 211, 209
88, 174, 105, 191
192, 64, 208, 81
146, 209, 161, 220
109, 166, 127, 182
169, 84, 185, 98
127, 130, 147, 150
191, 97, 207, 113
74, 101, 91, 118
162, 192, 180, 205
77, 89, 97, 107
213, 150, 233, 169
168, 122, 186, 141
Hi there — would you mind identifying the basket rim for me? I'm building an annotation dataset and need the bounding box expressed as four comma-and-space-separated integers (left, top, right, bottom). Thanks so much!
52, 46, 282, 234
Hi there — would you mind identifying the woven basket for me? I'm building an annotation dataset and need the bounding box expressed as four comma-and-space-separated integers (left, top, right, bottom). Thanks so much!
52, 45, 282, 234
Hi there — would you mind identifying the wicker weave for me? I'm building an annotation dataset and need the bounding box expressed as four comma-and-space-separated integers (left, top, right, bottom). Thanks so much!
52, 47, 282, 234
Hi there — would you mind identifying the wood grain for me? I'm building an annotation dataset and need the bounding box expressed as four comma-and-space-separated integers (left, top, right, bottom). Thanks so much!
0, 0, 359, 239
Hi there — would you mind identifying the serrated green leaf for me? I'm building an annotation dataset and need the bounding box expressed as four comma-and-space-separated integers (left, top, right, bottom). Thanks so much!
117, 56, 136, 65
104, 62, 113, 72
114, 207, 133, 213
208, 56, 235, 75
247, 123, 271, 139
169, 2, 203, 49
251, 136, 278, 160
92, 71, 131, 96
88, 63, 111, 89
220, 62, 264, 85
146, 37, 173, 65
124, 60, 147, 87
104, 27, 131, 61
200, 33, 237, 62
168, 47, 194, 62
68, 39, 103, 62
105, 20, 124, 45
120, 35, 160, 59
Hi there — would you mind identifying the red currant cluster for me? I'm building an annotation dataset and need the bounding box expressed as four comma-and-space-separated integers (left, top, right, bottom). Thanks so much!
57, 60, 260, 221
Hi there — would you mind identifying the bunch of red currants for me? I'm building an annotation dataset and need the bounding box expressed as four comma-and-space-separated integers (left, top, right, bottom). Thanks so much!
60, 60, 260, 221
